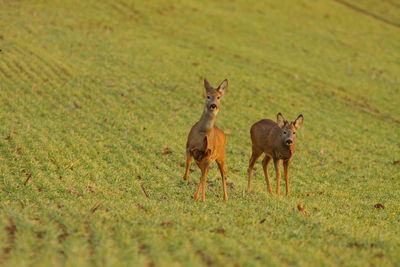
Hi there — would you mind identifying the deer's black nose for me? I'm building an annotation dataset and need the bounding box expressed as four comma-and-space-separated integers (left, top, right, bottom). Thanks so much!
286, 140, 293, 145
210, 104, 217, 109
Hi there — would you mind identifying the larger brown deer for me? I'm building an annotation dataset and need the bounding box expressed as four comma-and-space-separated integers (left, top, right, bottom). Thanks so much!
247, 113, 303, 196
183, 79, 228, 201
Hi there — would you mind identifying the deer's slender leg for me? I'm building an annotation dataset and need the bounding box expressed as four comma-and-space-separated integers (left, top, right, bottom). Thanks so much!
273, 158, 281, 195
201, 165, 209, 202
194, 162, 209, 201
183, 151, 192, 181
247, 148, 262, 191
262, 155, 272, 194
283, 160, 290, 196
217, 159, 228, 201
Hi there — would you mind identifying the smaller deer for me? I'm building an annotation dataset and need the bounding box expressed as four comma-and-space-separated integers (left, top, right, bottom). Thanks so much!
183, 79, 228, 201
247, 113, 303, 196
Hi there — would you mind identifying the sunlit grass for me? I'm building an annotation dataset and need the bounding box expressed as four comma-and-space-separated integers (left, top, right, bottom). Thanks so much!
0, 0, 399, 266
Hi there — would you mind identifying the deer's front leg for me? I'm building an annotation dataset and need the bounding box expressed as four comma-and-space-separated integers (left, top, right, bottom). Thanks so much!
283, 160, 290, 196
183, 151, 192, 181
194, 161, 209, 201
273, 159, 281, 195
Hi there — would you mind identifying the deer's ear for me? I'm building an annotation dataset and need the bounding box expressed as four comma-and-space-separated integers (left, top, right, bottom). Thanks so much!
277, 113, 286, 128
204, 78, 213, 93
216, 79, 228, 96
294, 114, 304, 129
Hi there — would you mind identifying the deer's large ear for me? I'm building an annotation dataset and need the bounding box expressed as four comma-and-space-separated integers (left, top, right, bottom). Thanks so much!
294, 114, 304, 129
204, 78, 213, 93
277, 113, 286, 128
216, 79, 228, 96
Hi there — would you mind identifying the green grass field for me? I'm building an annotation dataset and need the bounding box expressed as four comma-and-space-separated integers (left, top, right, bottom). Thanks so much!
1, 0, 399, 266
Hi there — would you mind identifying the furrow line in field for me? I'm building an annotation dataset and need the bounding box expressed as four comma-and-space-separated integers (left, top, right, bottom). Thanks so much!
2, 50, 48, 84
115, 1, 141, 17
382, 0, 400, 8
13, 45, 72, 82
13, 51, 57, 85
0, 64, 14, 89
333, 0, 400, 28
259, 59, 400, 124
13, 59, 35, 82
109, 2, 130, 18
2, 55, 32, 88
0, 218, 17, 264
83, 220, 97, 266
51, 217, 69, 258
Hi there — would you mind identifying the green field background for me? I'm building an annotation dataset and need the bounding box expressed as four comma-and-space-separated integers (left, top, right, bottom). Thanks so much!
0, 0, 399, 266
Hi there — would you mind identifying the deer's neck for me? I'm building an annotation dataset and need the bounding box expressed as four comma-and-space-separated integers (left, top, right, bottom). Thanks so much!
198, 110, 216, 135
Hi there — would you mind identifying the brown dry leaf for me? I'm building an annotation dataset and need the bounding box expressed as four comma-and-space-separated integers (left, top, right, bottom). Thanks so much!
160, 221, 173, 227
210, 228, 225, 234
67, 187, 82, 197
67, 163, 74, 170
91, 203, 101, 213
135, 203, 149, 213
348, 242, 364, 248
393, 160, 400, 165
163, 147, 172, 155
374, 203, 385, 209
297, 204, 307, 214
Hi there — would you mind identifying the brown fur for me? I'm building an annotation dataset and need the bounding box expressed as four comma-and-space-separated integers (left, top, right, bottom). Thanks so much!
183, 79, 228, 201
247, 113, 303, 196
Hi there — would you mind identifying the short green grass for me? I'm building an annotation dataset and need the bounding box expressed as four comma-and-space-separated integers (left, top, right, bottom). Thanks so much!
1, 0, 399, 266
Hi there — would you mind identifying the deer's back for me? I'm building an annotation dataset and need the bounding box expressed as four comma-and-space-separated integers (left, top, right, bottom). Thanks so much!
250, 119, 279, 152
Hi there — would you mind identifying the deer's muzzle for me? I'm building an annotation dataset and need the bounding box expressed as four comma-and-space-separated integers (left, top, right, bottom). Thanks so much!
285, 139, 293, 145
209, 104, 217, 110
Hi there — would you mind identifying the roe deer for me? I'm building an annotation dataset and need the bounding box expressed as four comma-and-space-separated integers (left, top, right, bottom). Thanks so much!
247, 113, 303, 196
183, 78, 228, 201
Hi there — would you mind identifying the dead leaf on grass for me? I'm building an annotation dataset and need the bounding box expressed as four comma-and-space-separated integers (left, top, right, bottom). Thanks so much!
374, 203, 385, 209
162, 147, 172, 155
160, 221, 173, 227
348, 242, 363, 248
210, 228, 225, 234
297, 204, 307, 214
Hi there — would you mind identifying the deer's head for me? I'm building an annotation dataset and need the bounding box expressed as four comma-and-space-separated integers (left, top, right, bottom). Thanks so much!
203, 79, 228, 115
277, 113, 304, 146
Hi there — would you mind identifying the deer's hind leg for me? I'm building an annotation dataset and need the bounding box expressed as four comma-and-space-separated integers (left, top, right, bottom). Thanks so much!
183, 150, 192, 181
216, 158, 228, 201
247, 148, 262, 191
262, 155, 272, 194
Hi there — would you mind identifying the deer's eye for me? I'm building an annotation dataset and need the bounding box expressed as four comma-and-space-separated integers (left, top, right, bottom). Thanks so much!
217, 96, 220, 99
207, 96, 210, 99
293, 132, 296, 134
283, 131, 287, 134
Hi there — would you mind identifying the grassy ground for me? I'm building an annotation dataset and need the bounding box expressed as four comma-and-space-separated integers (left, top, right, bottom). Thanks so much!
1, 0, 399, 266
